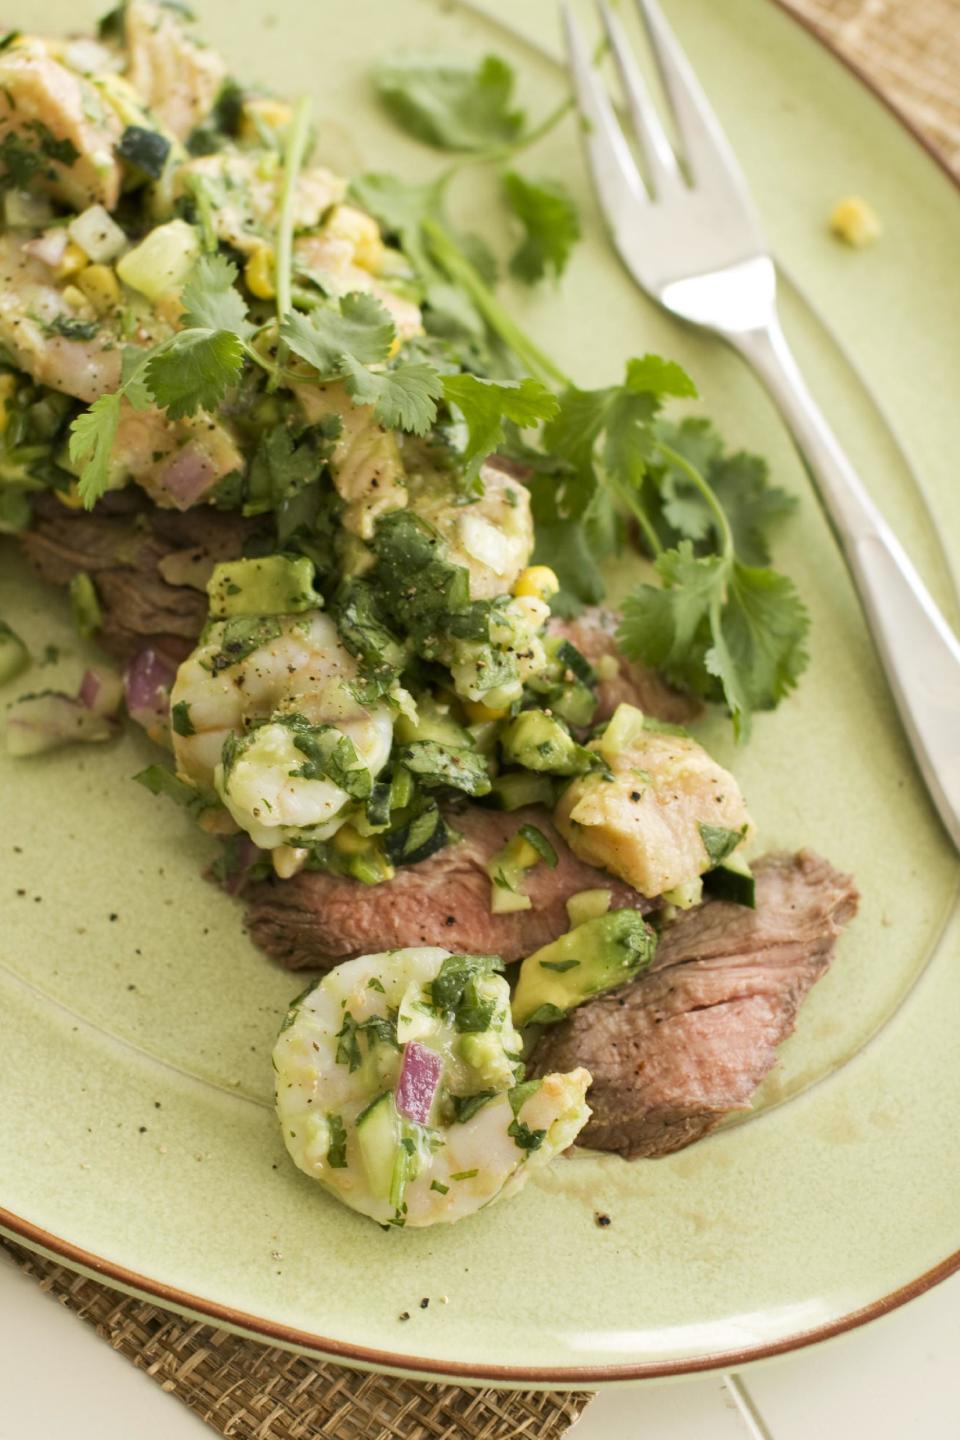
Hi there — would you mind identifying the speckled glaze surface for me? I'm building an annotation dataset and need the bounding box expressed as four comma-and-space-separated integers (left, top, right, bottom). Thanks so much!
1, 0, 958, 1386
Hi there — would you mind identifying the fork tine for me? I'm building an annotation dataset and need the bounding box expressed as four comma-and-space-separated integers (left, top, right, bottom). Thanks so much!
560, 2, 648, 226
596, 0, 682, 197
634, 0, 752, 199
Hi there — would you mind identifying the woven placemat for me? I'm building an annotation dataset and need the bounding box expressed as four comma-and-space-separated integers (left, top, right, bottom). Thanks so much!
0, 1237, 588, 1438
7, 3, 957, 1437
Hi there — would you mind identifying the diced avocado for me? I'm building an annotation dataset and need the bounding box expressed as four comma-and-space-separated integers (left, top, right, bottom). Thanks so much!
512, 910, 657, 1028
459, 1031, 517, 1089
565, 888, 612, 928
486, 824, 557, 915
355, 1090, 400, 1201
704, 847, 756, 908
488, 770, 555, 811
116, 220, 200, 301
394, 698, 472, 750
500, 709, 595, 777
206, 555, 319, 619
0, 621, 29, 686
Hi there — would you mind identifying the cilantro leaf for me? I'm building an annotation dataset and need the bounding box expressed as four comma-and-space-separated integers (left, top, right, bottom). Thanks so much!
179, 252, 252, 337
375, 54, 524, 152
341, 355, 443, 435
442, 373, 558, 485
348, 172, 443, 274
70, 392, 121, 508
618, 543, 725, 691
503, 171, 580, 283
280, 292, 396, 376
653, 418, 796, 565
721, 561, 809, 714
144, 329, 245, 420
618, 544, 809, 739
623, 356, 697, 399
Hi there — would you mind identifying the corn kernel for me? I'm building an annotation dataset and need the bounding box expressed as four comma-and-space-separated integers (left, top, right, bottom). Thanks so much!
54, 482, 86, 510
333, 824, 369, 856
0, 372, 17, 434
60, 284, 96, 320
54, 240, 88, 281
245, 245, 276, 299
240, 97, 293, 142
829, 196, 882, 248
513, 565, 560, 602
326, 204, 385, 272
76, 263, 120, 314
273, 845, 307, 879
463, 698, 509, 724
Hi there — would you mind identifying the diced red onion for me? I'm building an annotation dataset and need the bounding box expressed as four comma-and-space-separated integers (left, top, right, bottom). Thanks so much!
156, 444, 219, 510
23, 228, 69, 268
79, 664, 123, 717
395, 1042, 443, 1126
124, 648, 174, 732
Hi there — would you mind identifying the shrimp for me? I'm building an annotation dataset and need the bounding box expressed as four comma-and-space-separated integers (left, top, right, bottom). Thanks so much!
407, 460, 535, 601
170, 611, 393, 849
273, 946, 592, 1227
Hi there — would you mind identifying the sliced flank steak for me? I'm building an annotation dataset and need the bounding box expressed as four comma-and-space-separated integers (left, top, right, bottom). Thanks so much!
532, 850, 859, 1159
243, 805, 654, 970
20, 493, 261, 667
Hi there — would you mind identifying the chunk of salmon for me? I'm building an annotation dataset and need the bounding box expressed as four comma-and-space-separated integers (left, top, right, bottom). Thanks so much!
124, 0, 226, 140
0, 40, 123, 210
0, 234, 122, 401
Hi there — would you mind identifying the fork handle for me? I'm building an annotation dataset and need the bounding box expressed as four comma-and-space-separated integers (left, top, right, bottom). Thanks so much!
732, 317, 960, 851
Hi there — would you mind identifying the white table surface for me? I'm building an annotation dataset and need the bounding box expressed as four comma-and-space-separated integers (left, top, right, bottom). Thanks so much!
3, 1247, 959, 1439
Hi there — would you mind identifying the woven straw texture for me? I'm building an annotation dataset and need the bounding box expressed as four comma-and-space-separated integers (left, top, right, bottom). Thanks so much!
5, 3, 957, 1437
0, 1238, 588, 1438
781, 0, 960, 171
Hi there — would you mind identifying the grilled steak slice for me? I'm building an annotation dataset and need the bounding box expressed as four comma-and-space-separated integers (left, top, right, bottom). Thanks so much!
532, 850, 858, 1159
244, 806, 653, 970
548, 607, 699, 725
21, 495, 261, 667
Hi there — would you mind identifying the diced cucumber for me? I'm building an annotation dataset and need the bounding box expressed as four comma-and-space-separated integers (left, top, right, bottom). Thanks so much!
704, 849, 756, 908
116, 220, 200, 301
598, 702, 648, 762
0, 621, 29, 685
394, 698, 472, 750
487, 770, 555, 811
355, 1091, 401, 1201
661, 876, 704, 910
68, 205, 127, 263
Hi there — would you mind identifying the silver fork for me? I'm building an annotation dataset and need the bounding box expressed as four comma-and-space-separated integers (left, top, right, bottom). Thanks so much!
562, 0, 960, 852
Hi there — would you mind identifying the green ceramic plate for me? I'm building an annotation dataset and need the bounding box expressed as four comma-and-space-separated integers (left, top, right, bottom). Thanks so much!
1, 0, 959, 1386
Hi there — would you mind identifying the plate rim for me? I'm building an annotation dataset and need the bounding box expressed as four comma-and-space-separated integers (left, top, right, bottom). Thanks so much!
4, 0, 959, 1385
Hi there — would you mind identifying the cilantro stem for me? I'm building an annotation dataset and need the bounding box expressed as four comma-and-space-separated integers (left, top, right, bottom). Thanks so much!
656, 440, 734, 559
273, 95, 313, 373
422, 217, 570, 388
437, 96, 574, 183
608, 476, 662, 559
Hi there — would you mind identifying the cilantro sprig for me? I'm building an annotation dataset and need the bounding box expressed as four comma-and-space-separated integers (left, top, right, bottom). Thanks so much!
370, 51, 581, 287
